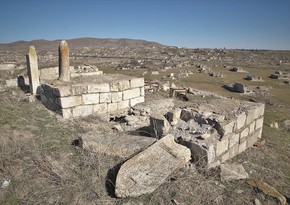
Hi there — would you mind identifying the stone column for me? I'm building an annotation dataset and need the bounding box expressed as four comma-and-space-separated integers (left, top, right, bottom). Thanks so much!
26, 46, 40, 95
58, 40, 70, 81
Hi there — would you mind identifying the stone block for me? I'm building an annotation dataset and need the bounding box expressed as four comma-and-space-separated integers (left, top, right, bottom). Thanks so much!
238, 141, 247, 154
236, 113, 246, 130
229, 143, 239, 158
180, 142, 215, 165
100, 93, 112, 103
53, 86, 71, 97
71, 84, 87, 95
255, 117, 264, 130
130, 78, 144, 88
111, 92, 123, 103
123, 88, 141, 100
82, 93, 99, 105
115, 134, 191, 198
130, 96, 145, 107
72, 105, 93, 117
247, 128, 262, 147
58, 96, 82, 108
110, 80, 130, 92
108, 103, 118, 112
180, 109, 193, 122
216, 137, 229, 156
150, 114, 171, 138
229, 133, 240, 148
249, 122, 255, 134
140, 86, 145, 96
93, 103, 108, 113
61, 108, 72, 119
240, 127, 249, 139
217, 121, 236, 137
88, 83, 110, 93
246, 103, 265, 124
118, 100, 130, 110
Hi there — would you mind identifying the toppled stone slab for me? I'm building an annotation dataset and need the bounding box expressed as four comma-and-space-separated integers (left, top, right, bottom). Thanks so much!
220, 163, 249, 181
115, 134, 191, 197
79, 131, 156, 158
247, 178, 287, 205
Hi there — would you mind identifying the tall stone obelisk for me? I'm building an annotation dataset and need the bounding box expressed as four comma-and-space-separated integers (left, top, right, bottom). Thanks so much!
26, 46, 40, 95
58, 40, 70, 81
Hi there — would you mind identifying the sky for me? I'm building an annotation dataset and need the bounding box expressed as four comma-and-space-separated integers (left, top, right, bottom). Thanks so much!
0, 0, 290, 50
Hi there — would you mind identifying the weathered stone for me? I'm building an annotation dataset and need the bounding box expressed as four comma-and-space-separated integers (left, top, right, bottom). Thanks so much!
247, 129, 262, 147
233, 82, 246, 93
111, 92, 123, 103
238, 141, 247, 153
130, 96, 144, 107
93, 103, 108, 113
217, 121, 236, 136
180, 109, 193, 122
255, 118, 264, 130
108, 103, 118, 112
270, 122, 279, 129
240, 127, 249, 139
82, 93, 99, 104
118, 100, 130, 110
123, 88, 141, 100
229, 143, 239, 158
220, 163, 249, 181
58, 96, 82, 108
246, 103, 265, 124
80, 131, 156, 158
115, 134, 191, 198
247, 178, 287, 205
72, 105, 93, 117
150, 114, 171, 138
52, 86, 71, 97
140, 86, 145, 96
61, 108, 72, 119
130, 78, 144, 88
58, 40, 70, 81
99, 92, 112, 103
110, 80, 130, 92
229, 133, 240, 148
87, 83, 110, 93
71, 84, 87, 95
221, 152, 230, 162
236, 113, 246, 130
216, 138, 229, 156
26, 46, 40, 95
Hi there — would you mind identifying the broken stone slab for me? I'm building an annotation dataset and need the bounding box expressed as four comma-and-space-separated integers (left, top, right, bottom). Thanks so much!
115, 134, 191, 198
247, 178, 287, 205
79, 131, 156, 158
220, 163, 249, 181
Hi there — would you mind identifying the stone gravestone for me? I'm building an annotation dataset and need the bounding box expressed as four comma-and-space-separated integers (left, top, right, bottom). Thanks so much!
58, 40, 70, 81
26, 46, 40, 95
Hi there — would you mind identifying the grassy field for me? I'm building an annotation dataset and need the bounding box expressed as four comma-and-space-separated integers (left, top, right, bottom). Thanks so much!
0, 50, 290, 204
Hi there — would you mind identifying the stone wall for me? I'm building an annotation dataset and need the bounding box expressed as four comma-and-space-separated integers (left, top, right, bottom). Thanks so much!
40, 74, 144, 118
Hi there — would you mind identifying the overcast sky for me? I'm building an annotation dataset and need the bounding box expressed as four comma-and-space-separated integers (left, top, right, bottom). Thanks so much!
0, 0, 290, 50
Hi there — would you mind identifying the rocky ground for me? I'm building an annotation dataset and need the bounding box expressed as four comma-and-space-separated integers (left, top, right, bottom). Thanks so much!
0, 47, 290, 204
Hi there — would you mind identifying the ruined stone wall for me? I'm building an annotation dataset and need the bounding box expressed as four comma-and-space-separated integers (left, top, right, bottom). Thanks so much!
211, 103, 264, 166
40, 75, 144, 118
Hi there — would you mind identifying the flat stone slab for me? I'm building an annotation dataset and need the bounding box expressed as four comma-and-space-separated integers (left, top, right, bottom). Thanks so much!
79, 131, 156, 158
115, 134, 191, 198
220, 163, 249, 181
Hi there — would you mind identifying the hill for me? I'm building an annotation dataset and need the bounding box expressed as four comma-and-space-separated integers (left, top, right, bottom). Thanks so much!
0, 37, 165, 52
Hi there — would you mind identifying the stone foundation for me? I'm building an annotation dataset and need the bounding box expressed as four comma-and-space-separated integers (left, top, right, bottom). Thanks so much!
40, 74, 144, 118
152, 98, 265, 167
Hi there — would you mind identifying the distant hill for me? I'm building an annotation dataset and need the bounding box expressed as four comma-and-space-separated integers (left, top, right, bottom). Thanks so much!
0, 37, 166, 52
